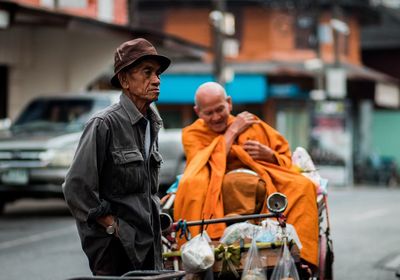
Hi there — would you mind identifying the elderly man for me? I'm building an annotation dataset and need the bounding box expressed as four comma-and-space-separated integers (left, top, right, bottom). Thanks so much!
63, 38, 170, 276
174, 82, 319, 270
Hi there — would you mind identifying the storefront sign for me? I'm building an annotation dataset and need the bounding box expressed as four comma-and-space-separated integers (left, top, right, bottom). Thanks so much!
309, 100, 352, 186
326, 68, 347, 99
375, 83, 400, 108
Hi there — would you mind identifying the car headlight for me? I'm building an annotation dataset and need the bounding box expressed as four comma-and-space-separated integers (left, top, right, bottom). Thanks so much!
39, 148, 76, 167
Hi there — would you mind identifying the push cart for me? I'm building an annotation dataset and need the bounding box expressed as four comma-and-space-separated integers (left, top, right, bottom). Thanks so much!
161, 193, 310, 279
161, 191, 334, 280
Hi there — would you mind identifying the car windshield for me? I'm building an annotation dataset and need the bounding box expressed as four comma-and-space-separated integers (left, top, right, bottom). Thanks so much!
11, 98, 110, 133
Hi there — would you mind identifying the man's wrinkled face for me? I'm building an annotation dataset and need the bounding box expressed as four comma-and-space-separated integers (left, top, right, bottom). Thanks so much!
121, 59, 162, 104
195, 94, 232, 133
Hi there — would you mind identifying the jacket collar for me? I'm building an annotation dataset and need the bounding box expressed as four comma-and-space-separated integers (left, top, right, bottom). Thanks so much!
120, 93, 163, 127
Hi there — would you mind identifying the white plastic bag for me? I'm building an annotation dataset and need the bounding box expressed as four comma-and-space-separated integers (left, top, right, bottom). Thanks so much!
181, 231, 215, 273
292, 146, 328, 194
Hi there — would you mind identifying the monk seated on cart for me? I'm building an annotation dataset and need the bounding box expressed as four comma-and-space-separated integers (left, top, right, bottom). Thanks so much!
173, 82, 319, 273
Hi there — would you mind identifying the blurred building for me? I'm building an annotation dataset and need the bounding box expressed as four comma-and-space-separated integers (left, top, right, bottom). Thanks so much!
129, 0, 399, 186
0, 0, 204, 120
359, 3, 400, 186
1, 0, 399, 186
3, 0, 129, 25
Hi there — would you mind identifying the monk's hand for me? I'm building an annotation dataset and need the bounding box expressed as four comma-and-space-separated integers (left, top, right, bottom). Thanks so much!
243, 140, 277, 164
228, 111, 260, 137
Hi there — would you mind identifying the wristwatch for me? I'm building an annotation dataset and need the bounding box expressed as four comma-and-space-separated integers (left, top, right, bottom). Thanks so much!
106, 220, 117, 235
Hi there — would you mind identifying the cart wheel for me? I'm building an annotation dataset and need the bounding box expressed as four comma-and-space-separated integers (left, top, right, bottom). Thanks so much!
319, 234, 334, 280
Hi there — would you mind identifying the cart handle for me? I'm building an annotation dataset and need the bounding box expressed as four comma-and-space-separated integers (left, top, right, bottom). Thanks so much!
160, 192, 288, 233
177, 212, 279, 227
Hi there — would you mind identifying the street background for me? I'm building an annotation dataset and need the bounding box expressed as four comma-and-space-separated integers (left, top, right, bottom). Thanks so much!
1, 1, 400, 280
0, 185, 399, 280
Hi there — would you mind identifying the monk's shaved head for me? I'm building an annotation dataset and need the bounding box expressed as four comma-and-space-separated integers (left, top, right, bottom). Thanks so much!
193, 82, 232, 133
194, 82, 227, 108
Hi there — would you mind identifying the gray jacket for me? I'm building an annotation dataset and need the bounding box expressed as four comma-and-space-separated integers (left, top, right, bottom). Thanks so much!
63, 93, 163, 271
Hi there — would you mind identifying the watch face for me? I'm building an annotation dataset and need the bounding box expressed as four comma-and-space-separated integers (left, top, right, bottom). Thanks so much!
106, 225, 115, 235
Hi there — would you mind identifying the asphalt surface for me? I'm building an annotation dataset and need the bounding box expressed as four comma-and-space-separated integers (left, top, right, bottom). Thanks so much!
0, 199, 89, 280
328, 185, 400, 280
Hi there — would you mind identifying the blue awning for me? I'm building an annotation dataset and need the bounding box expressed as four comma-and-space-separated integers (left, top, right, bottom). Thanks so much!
269, 84, 309, 99
158, 74, 268, 104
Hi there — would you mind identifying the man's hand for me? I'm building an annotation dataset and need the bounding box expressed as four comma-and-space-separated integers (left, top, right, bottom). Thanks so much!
243, 140, 277, 164
97, 215, 119, 237
227, 111, 260, 138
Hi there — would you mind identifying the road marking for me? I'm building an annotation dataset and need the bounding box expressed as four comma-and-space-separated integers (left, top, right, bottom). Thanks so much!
383, 254, 400, 270
349, 208, 390, 222
0, 225, 76, 250
376, 252, 400, 271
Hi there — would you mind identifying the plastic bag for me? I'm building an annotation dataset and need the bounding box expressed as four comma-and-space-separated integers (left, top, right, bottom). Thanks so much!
181, 231, 215, 273
254, 220, 275, 243
241, 238, 267, 280
220, 222, 261, 245
270, 239, 300, 280
292, 147, 328, 195
292, 147, 317, 174
257, 219, 302, 250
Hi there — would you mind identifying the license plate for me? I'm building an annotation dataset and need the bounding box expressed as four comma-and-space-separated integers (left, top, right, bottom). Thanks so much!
1, 169, 29, 185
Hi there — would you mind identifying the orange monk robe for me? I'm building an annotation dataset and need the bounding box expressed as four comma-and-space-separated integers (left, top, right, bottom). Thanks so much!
174, 115, 319, 267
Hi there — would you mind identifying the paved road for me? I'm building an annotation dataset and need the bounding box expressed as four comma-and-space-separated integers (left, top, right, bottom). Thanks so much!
329, 186, 400, 280
0, 186, 400, 280
0, 199, 90, 280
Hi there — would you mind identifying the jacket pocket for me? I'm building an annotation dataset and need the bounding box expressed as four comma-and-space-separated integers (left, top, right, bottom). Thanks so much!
149, 150, 163, 194
111, 148, 145, 195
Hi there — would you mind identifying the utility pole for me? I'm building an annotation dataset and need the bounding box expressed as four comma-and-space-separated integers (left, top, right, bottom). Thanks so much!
127, 0, 139, 28
332, 0, 342, 67
210, 0, 226, 87
314, 0, 324, 91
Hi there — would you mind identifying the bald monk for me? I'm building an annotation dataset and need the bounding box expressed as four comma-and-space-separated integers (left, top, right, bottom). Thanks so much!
173, 81, 319, 270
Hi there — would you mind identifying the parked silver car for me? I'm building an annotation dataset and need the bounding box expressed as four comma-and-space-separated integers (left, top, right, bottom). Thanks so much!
0, 92, 184, 214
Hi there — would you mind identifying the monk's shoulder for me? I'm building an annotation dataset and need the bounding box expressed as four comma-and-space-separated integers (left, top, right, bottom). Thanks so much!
182, 119, 207, 135
257, 119, 282, 135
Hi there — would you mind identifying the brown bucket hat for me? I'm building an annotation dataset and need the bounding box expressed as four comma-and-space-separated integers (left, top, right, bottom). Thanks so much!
111, 38, 171, 88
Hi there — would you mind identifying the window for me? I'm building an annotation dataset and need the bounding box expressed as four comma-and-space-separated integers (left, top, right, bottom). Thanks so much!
40, 0, 55, 8
58, 0, 87, 8
294, 13, 317, 50
97, 0, 114, 22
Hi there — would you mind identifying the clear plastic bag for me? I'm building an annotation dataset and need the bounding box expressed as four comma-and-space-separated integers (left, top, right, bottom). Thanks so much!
181, 231, 215, 273
241, 238, 267, 280
257, 219, 302, 250
220, 222, 261, 245
270, 239, 300, 280
254, 220, 275, 243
